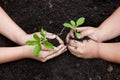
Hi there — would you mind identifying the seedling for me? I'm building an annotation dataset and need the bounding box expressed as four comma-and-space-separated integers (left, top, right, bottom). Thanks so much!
26, 29, 54, 57
63, 17, 85, 39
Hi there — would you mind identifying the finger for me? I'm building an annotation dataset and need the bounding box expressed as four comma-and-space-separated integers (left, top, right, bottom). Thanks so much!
68, 45, 81, 57
69, 29, 74, 38
66, 33, 70, 43
43, 46, 67, 62
83, 40, 88, 43
42, 45, 54, 51
68, 45, 78, 53
46, 32, 64, 44
56, 36, 64, 44
69, 40, 81, 47
82, 40, 88, 48
76, 26, 91, 32
46, 32, 57, 39
40, 44, 64, 58
42, 44, 60, 51
42, 46, 50, 51
66, 30, 74, 43
80, 29, 94, 38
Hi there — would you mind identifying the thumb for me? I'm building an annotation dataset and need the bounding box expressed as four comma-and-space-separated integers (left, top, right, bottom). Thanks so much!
80, 29, 94, 38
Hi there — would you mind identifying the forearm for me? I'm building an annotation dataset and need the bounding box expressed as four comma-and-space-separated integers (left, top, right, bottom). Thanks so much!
0, 7, 27, 45
98, 42, 120, 63
0, 46, 30, 64
98, 7, 120, 41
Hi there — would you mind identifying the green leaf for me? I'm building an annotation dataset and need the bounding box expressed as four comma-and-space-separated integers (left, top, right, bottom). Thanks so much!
63, 23, 74, 29
40, 28, 47, 37
76, 17, 85, 27
34, 44, 42, 57
33, 33, 40, 41
43, 41, 54, 50
26, 40, 37, 46
75, 32, 81, 39
70, 20, 76, 27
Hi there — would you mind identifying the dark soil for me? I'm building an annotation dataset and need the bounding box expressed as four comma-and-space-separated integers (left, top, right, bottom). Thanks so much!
0, 0, 120, 80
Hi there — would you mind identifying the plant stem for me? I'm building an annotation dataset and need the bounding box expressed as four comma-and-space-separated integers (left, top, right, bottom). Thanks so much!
57, 27, 65, 36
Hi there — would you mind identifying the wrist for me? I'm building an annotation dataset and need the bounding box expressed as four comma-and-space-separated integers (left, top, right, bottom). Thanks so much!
92, 41, 101, 58
95, 28, 103, 42
96, 42, 101, 58
22, 45, 34, 59
96, 42, 104, 59
20, 34, 32, 45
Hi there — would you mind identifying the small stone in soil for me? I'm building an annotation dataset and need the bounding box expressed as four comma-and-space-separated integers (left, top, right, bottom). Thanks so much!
107, 65, 113, 73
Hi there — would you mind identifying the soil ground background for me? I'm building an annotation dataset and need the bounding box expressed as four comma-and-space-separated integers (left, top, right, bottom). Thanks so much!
0, 0, 120, 80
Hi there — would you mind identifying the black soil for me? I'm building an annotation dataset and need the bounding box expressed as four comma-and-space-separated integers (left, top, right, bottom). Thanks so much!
0, 0, 120, 80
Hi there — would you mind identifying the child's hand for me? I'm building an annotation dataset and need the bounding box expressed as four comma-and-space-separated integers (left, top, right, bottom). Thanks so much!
67, 39, 99, 59
66, 26, 103, 43
25, 32, 66, 62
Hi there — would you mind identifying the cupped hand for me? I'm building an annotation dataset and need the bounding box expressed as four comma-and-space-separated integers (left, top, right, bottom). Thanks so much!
67, 39, 99, 59
32, 44, 66, 62
66, 26, 102, 43
26, 32, 66, 62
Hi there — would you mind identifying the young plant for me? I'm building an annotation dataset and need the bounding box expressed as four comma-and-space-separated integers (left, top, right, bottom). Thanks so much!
26, 29, 54, 57
63, 17, 85, 39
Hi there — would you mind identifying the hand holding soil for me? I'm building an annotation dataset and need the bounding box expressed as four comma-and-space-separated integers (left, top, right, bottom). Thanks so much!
66, 27, 100, 59
68, 40, 99, 58
66, 7, 120, 63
